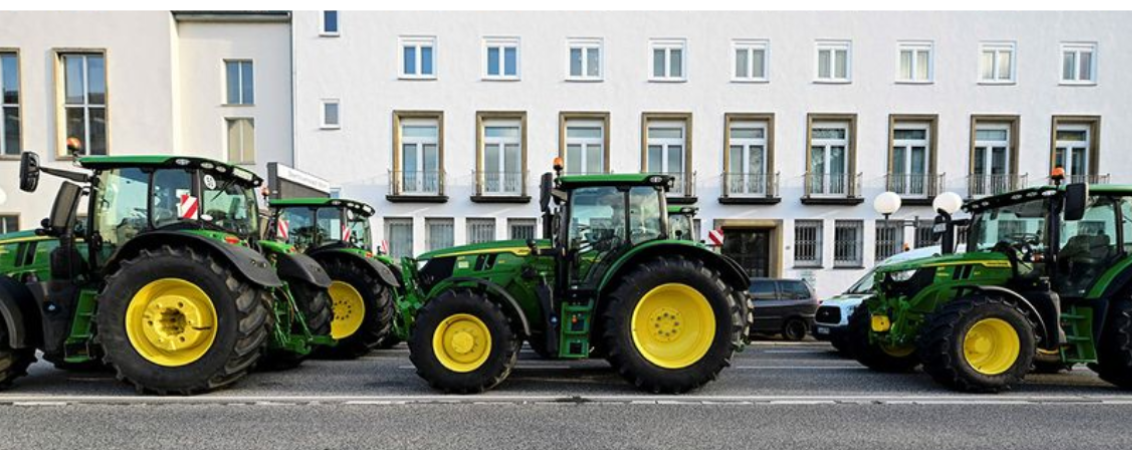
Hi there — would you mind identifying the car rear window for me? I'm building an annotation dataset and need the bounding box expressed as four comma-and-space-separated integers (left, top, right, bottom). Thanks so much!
779, 281, 813, 300
749, 280, 777, 301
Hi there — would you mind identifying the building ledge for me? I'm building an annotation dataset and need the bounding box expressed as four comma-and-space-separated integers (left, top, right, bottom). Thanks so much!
667, 196, 698, 205
386, 194, 448, 204
801, 197, 865, 206
470, 195, 531, 204
719, 196, 782, 205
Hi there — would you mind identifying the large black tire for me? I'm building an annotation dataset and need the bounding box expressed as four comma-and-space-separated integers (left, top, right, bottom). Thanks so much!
316, 258, 394, 359
918, 296, 1036, 393
847, 307, 920, 372
258, 281, 332, 371
96, 245, 272, 395
409, 289, 519, 394
0, 277, 37, 390
782, 318, 809, 341
601, 255, 743, 394
1096, 299, 1132, 389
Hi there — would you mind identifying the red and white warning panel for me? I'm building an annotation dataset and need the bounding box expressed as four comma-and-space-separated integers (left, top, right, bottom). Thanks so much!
708, 228, 724, 246
178, 194, 199, 220
277, 219, 290, 240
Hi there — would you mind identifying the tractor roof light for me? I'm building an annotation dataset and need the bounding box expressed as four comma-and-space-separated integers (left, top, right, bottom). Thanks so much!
933, 192, 964, 215
552, 157, 564, 172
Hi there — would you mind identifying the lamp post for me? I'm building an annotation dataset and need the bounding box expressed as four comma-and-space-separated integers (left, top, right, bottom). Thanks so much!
872, 191, 965, 254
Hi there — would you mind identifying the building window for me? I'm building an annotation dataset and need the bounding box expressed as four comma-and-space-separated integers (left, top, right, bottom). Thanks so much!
1, 52, 19, 156
60, 52, 107, 156
897, 41, 932, 83
0, 215, 16, 234
915, 219, 936, 248
1052, 117, 1101, 184
321, 11, 339, 36
725, 117, 770, 196
979, 42, 1015, 83
567, 38, 602, 81
562, 114, 608, 175
225, 118, 255, 164
467, 218, 496, 244
733, 39, 768, 82
477, 112, 526, 197
508, 218, 537, 240
1061, 43, 1096, 85
650, 39, 686, 81
889, 120, 934, 198
815, 41, 850, 82
833, 220, 864, 268
401, 36, 436, 79
426, 218, 454, 251
643, 114, 692, 196
225, 60, 254, 105
484, 37, 519, 80
794, 220, 823, 268
806, 115, 856, 197
384, 218, 413, 259
876, 220, 904, 262
969, 117, 1020, 197
321, 99, 340, 129
393, 112, 443, 196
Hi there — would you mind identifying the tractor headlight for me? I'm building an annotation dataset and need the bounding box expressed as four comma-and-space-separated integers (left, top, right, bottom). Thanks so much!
888, 269, 918, 282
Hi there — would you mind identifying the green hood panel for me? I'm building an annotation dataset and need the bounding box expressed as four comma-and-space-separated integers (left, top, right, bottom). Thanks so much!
418, 239, 551, 260
876, 251, 1010, 273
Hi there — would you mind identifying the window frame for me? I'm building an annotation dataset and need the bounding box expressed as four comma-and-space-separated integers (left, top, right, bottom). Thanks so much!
425, 217, 455, 251
641, 112, 693, 197
1050, 115, 1101, 181
320, 99, 340, 130
223, 59, 255, 106
466, 218, 497, 244
887, 114, 939, 198
475, 111, 527, 198
895, 41, 933, 84
392, 111, 445, 197
507, 218, 538, 240
0, 214, 18, 234
814, 40, 851, 83
0, 49, 22, 159
400, 36, 437, 80
723, 113, 776, 198
805, 113, 858, 198
483, 37, 520, 81
968, 115, 1021, 192
793, 219, 824, 268
320, 11, 339, 37
383, 217, 414, 259
566, 37, 603, 82
225, 117, 255, 165
833, 220, 865, 268
649, 38, 687, 82
55, 49, 109, 158
1060, 42, 1097, 86
731, 39, 769, 83
978, 42, 1017, 85
559, 111, 611, 175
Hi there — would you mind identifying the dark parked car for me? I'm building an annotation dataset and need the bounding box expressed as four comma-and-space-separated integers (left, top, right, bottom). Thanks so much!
748, 278, 819, 341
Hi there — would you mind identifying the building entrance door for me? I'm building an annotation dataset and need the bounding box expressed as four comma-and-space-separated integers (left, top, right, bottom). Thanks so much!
722, 228, 771, 278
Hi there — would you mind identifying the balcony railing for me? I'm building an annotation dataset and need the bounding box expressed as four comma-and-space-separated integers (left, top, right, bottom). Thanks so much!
655, 171, 695, 197
804, 172, 862, 198
886, 173, 944, 199
967, 173, 1027, 198
722, 172, 780, 198
1054, 173, 1111, 185
389, 170, 445, 196
474, 170, 527, 196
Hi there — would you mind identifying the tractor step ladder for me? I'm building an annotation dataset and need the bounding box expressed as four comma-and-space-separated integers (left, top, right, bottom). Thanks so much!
1060, 305, 1097, 363
558, 300, 594, 358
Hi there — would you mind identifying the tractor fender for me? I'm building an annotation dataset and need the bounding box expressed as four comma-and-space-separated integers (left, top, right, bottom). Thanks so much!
105, 231, 283, 289
0, 276, 38, 349
441, 277, 531, 337
967, 285, 1053, 348
275, 251, 333, 289
597, 242, 751, 298
309, 248, 401, 289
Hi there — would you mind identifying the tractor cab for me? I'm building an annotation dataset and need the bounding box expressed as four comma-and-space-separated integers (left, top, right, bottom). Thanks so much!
667, 205, 698, 242
267, 198, 375, 253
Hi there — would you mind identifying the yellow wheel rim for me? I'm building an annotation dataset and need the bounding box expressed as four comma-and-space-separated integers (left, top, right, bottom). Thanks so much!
125, 278, 218, 367
328, 281, 366, 340
963, 318, 1021, 375
432, 313, 493, 373
630, 283, 717, 369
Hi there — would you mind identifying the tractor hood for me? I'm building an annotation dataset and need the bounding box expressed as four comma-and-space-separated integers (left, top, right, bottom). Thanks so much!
876, 251, 1011, 274
416, 239, 552, 261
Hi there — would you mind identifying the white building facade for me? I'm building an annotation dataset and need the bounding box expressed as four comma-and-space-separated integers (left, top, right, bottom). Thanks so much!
2, 11, 1130, 296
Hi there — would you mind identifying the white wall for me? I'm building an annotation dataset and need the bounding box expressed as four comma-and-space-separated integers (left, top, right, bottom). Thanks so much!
291, 11, 1132, 297
0, 11, 176, 230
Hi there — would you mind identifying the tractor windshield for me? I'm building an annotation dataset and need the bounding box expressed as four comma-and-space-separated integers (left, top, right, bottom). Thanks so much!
967, 197, 1050, 253
200, 172, 259, 239
345, 208, 372, 250
276, 207, 318, 250
670, 213, 693, 241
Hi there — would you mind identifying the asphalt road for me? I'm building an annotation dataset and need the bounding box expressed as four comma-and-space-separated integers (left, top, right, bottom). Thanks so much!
1, 341, 1130, 449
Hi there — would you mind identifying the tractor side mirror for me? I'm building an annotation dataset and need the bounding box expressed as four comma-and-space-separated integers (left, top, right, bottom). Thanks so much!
1063, 183, 1089, 221
539, 172, 553, 213
47, 181, 82, 236
19, 152, 41, 192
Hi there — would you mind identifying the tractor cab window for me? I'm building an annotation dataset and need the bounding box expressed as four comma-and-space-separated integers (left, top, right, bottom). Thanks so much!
200, 172, 258, 239
967, 197, 1050, 257
152, 169, 194, 229
628, 186, 663, 245
568, 186, 627, 254
345, 209, 372, 250
277, 207, 317, 250
1056, 195, 1119, 296
94, 167, 150, 249
317, 207, 343, 242
1121, 198, 1132, 254
670, 214, 692, 240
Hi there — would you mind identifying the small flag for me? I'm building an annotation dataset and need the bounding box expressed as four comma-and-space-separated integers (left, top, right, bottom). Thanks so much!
277, 219, 290, 240
178, 194, 199, 220
380, 240, 389, 254
708, 228, 725, 246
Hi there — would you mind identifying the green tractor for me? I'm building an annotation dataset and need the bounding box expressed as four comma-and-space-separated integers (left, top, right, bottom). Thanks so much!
851, 175, 1132, 392
265, 198, 399, 357
401, 163, 751, 394
0, 148, 332, 394
667, 205, 698, 242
